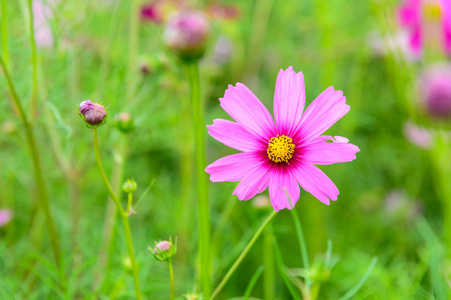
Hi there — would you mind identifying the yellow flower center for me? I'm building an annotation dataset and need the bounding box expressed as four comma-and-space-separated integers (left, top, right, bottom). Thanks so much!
267, 135, 295, 163
423, 3, 442, 21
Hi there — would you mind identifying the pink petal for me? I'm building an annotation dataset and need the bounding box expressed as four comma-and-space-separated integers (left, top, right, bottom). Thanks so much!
0, 209, 12, 227
273, 66, 306, 135
220, 83, 276, 142
268, 168, 300, 211
291, 163, 339, 205
233, 163, 271, 201
205, 152, 266, 182
295, 87, 349, 143
301, 137, 360, 165
207, 119, 265, 151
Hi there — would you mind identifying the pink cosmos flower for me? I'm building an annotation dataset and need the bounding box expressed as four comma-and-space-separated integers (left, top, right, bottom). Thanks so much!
205, 67, 360, 211
0, 209, 13, 227
397, 0, 451, 56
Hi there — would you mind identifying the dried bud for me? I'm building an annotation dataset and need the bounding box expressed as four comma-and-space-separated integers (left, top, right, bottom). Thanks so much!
0, 209, 13, 227
122, 179, 137, 193
79, 100, 107, 128
419, 64, 451, 119
114, 112, 135, 133
148, 237, 177, 261
163, 10, 210, 61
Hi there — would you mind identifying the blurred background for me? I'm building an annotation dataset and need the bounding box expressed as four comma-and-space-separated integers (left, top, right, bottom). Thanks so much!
1, 0, 451, 299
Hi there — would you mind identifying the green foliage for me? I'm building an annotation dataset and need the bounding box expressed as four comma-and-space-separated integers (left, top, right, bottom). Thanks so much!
1, 0, 451, 299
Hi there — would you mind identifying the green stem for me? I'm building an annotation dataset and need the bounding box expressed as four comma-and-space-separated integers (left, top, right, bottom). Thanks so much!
291, 209, 311, 288
27, 0, 39, 121
212, 211, 278, 299
0, 55, 61, 266
168, 259, 174, 300
263, 229, 275, 300
93, 129, 142, 300
0, 0, 10, 70
185, 62, 211, 298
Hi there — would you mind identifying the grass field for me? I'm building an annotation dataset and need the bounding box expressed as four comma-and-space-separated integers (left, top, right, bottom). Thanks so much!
1, 0, 451, 299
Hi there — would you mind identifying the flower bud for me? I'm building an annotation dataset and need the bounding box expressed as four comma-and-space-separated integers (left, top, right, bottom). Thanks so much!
163, 10, 210, 61
79, 100, 107, 128
148, 237, 177, 261
114, 112, 135, 133
122, 179, 137, 193
419, 64, 451, 119
154, 240, 172, 254
0, 209, 13, 227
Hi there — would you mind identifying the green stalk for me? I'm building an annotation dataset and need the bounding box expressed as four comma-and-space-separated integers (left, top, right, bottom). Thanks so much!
291, 209, 311, 288
0, 55, 61, 266
185, 62, 211, 298
263, 229, 275, 300
212, 211, 278, 299
168, 259, 174, 300
0, 0, 10, 70
27, 0, 38, 121
93, 129, 142, 300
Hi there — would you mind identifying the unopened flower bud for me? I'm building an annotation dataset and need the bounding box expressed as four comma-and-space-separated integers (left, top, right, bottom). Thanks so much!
419, 64, 451, 119
154, 240, 172, 254
122, 179, 137, 193
79, 100, 107, 128
149, 237, 177, 261
114, 112, 135, 133
163, 10, 210, 61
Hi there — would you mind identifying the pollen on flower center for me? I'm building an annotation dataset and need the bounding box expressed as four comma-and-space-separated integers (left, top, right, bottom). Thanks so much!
267, 135, 295, 163
423, 3, 442, 21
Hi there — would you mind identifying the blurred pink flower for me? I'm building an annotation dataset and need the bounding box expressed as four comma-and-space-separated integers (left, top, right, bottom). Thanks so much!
0, 209, 12, 227
418, 63, 451, 118
33, 0, 54, 48
397, 0, 451, 56
206, 1, 240, 20
205, 67, 360, 211
403, 121, 434, 148
141, 1, 164, 24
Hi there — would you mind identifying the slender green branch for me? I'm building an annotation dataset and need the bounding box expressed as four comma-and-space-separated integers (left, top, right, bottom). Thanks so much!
27, 0, 39, 121
186, 62, 211, 298
0, 0, 10, 70
291, 209, 311, 288
212, 210, 278, 299
168, 259, 174, 300
92, 129, 142, 300
0, 55, 61, 266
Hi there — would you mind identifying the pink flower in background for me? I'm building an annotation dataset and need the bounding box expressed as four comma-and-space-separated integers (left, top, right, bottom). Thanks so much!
0, 209, 12, 227
205, 67, 360, 211
397, 0, 451, 56
33, 0, 54, 48
419, 63, 451, 118
403, 121, 434, 149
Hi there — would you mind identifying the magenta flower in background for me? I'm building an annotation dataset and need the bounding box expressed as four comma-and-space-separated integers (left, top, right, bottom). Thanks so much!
397, 0, 451, 56
0, 209, 12, 227
419, 63, 451, 118
205, 67, 360, 211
